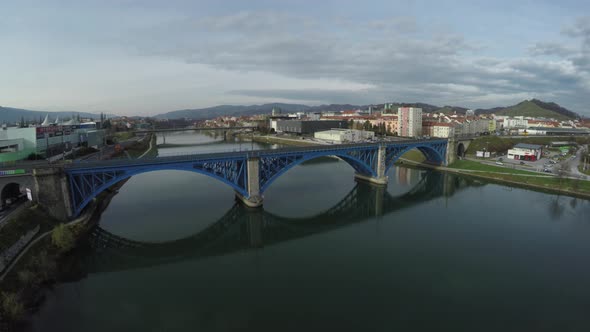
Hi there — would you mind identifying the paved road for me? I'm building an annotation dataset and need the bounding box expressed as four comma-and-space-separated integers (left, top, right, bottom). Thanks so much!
568, 145, 588, 179
0, 197, 28, 229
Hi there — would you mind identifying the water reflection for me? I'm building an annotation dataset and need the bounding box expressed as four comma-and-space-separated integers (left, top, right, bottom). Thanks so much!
86, 170, 481, 274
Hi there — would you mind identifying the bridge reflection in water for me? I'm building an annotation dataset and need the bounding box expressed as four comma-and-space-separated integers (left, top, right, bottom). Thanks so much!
86, 170, 482, 274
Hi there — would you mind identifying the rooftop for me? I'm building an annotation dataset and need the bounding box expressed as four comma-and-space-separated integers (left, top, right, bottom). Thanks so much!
513, 143, 543, 150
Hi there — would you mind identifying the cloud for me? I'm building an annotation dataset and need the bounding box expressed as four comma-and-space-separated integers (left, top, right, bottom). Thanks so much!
528, 42, 575, 57
3, 4, 590, 115
118, 11, 590, 112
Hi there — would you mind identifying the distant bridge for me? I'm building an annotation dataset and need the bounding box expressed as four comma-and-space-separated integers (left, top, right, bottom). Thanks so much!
135, 126, 257, 133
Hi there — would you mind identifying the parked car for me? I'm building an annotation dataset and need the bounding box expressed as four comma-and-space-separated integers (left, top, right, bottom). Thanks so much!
496, 161, 504, 165
519, 161, 525, 165
543, 169, 552, 173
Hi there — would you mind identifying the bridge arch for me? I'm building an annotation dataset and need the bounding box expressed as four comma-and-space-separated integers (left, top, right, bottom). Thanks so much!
259, 151, 377, 193
68, 161, 249, 217
384, 142, 447, 172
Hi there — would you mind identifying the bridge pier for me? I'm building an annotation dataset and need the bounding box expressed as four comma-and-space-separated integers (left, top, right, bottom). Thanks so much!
446, 137, 456, 165
354, 145, 388, 185
33, 167, 72, 221
236, 157, 263, 208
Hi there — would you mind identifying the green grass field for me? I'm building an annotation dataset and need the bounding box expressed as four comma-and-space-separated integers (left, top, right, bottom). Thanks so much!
495, 100, 572, 121
448, 159, 551, 176
397, 149, 426, 163
112, 131, 135, 141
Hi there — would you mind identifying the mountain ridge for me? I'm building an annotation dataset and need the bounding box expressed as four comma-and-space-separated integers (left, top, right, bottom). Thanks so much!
155, 99, 581, 120
0, 99, 581, 122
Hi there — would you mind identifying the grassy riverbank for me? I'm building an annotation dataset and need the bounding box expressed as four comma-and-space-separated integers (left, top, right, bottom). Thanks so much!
402, 158, 590, 199
448, 160, 552, 176
451, 170, 590, 197
0, 180, 125, 327
0, 165, 133, 331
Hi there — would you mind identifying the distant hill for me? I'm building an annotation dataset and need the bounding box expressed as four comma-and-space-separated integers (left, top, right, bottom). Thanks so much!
160, 100, 580, 120
476, 99, 580, 120
0, 106, 110, 124
435, 105, 470, 114
154, 103, 310, 120
306, 104, 362, 113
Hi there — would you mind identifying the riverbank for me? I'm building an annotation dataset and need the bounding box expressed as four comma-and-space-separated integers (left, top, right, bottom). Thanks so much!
0, 135, 156, 327
400, 158, 590, 200
0, 179, 125, 328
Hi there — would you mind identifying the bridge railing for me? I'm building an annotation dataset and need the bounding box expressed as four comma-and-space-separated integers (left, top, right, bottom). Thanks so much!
64, 139, 448, 170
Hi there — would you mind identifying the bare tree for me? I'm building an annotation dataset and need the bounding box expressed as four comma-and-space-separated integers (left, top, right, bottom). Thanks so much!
556, 160, 570, 189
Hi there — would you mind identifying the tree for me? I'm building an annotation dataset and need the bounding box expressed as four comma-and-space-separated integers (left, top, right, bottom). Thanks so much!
51, 223, 76, 252
556, 161, 570, 189
28, 250, 57, 280
17, 269, 37, 287
0, 292, 25, 321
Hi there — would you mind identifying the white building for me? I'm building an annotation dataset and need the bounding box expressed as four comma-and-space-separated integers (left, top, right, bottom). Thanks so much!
504, 117, 528, 129
423, 122, 455, 138
507, 143, 543, 161
455, 119, 491, 136
314, 129, 374, 143
397, 107, 422, 137
0, 119, 105, 162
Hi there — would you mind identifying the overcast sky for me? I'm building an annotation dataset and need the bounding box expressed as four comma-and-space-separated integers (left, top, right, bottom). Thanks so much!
1, 0, 590, 116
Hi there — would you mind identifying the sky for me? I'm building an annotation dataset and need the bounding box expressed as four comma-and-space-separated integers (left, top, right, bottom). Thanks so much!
1, 0, 590, 116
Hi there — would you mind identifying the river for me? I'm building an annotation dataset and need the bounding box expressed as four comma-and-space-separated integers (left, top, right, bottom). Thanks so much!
26, 132, 590, 331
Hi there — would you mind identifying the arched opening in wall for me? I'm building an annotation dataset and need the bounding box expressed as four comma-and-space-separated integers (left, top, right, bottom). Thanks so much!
1, 182, 22, 208
457, 143, 466, 158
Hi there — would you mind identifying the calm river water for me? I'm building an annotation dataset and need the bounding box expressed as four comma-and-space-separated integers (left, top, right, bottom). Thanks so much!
27, 132, 590, 331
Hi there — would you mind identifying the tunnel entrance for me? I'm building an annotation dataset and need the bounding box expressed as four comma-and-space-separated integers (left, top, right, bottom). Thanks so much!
1, 182, 22, 207
457, 143, 466, 158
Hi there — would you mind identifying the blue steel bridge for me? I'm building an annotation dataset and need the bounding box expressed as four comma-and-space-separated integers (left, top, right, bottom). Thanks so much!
65, 139, 448, 218
85, 171, 478, 274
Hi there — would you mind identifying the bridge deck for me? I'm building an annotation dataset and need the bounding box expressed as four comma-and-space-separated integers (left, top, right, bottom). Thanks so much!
65, 139, 448, 170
